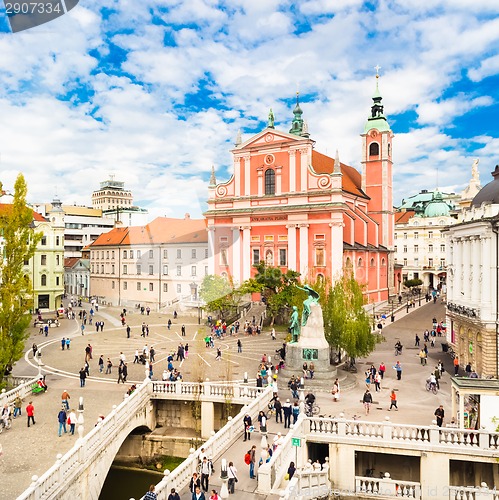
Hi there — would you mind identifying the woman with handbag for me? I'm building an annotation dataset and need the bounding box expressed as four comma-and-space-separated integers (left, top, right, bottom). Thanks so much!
227, 461, 238, 494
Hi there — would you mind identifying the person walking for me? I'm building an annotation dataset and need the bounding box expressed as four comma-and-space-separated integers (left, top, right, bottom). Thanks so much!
126, 325, 131, 338
292, 401, 300, 424
465, 362, 472, 377
374, 372, 381, 392
274, 397, 283, 423
237, 339, 242, 353
143, 484, 157, 500
249, 445, 256, 479
105, 357, 113, 374
68, 409, 76, 435
61, 390, 70, 410
189, 473, 201, 497
434, 366, 441, 390
434, 405, 445, 427
415, 334, 420, 347
185, 343, 189, 358
61, 337, 66, 350
122, 363, 128, 382
66, 338, 70, 350
363, 389, 373, 415
181, 324, 186, 336
57, 407, 67, 436
167, 319, 172, 330
283, 399, 292, 428
168, 488, 180, 500
98, 355, 104, 373
243, 413, 252, 441
227, 461, 238, 494
393, 361, 402, 380
379, 362, 386, 380
26, 401, 35, 427
13, 393, 22, 418
79, 368, 87, 387
454, 356, 459, 375
200, 456, 211, 492
118, 364, 125, 384
193, 486, 206, 500
388, 390, 398, 411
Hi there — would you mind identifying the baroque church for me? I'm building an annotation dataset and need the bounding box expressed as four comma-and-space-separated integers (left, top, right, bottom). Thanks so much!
205, 77, 395, 301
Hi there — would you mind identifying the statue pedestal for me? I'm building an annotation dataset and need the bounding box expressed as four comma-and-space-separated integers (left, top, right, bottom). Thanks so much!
281, 303, 336, 383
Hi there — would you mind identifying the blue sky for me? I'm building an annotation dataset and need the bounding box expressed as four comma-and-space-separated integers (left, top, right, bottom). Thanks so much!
0, 0, 498, 219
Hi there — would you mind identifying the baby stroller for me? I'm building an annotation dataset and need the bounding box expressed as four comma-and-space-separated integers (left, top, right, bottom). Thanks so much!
139, 354, 147, 365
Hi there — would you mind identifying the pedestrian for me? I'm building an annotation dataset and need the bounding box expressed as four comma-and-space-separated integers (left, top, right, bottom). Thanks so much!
58, 407, 67, 436
98, 355, 104, 373
374, 372, 381, 392
227, 461, 238, 494
167, 488, 180, 500
243, 413, 252, 441
61, 389, 70, 410
274, 397, 283, 423
146, 306, 150, 316
181, 324, 186, 336
434, 405, 445, 427
106, 357, 113, 374
79, 368, 87, 387
200, 457, 211, 492
388, 390, 398, 410
168, 319, 172, 330
363, 389, 373, 415
81, 323, 85, 335
287, 461, 296, 480
122, 363, 128, 382
149, 361, 154, 379
393, 361, 402, 380
185, 343, 189, 358
292, 401, 299, 424
144, 484, 157, 500
150, 346, 156, 362
215, 347, 221, 361
465, 362, 472, 377
271, 328, 276, 340
237, 339, 242, 353
189, 472, 201, 496
68, 409, 76, 435
61, 337, 66, 350
454, 356, 459, 375
26, 401, 35, 427
379, 362, 386, 379
249, 445, 256, 479
193, 486, 206, 500
118, 364, 124, 384
434, 366, 441, 389
283, 399, 292, 428
209, 489, 219, 500
126, 325, 131, 338
66, 338, 70, 350
419, 349, 427, 365
84, 360, 90, 376
13, 393, 22, 418
415, 334, 420, 346
332, 379, 340, 401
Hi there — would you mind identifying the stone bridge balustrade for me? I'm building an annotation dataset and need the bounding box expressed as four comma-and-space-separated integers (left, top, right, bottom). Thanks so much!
354, 475, 421, 498
448, 485, 499, 500
0, 376, 39, 408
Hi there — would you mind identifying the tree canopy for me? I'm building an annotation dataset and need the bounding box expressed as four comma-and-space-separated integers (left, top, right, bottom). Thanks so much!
0, 174, 41, 385
199, 274, 236, 316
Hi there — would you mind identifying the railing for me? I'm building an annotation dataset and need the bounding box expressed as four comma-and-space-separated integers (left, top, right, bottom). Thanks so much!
0, 376, 39, 409
448, 485, 499, 500
355, 476, 421, 498
306, 416, 499, 452
147, 385, 274, 499
17, 380, 152, 500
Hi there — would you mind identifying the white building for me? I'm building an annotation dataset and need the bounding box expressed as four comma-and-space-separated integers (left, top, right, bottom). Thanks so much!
445, 163, 499, 378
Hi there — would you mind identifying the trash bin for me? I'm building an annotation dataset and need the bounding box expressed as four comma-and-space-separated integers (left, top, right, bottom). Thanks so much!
442, 343, 449, 352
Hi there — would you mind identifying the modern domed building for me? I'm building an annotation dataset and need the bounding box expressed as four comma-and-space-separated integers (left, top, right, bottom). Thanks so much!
444, 163, 499, 378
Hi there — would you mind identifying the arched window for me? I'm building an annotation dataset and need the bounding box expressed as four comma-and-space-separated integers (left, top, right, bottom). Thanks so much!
381, 258, 386, 266
369, 142, 379, 157
370, 258, 375, 267
345, 257, 352, 269
317, 273, 324, 283
41, 274, 47, 286
265, 169, 275, 195
358, 258, 363, 267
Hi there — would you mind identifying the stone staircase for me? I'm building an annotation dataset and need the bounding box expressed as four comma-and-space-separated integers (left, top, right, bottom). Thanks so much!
245, 301, 267, 325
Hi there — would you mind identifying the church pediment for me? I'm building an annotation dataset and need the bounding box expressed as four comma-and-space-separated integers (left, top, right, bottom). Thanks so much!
233, 128, 312, 152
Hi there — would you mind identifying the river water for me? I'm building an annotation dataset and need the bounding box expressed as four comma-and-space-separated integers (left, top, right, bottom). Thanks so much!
99, 466, 164, 500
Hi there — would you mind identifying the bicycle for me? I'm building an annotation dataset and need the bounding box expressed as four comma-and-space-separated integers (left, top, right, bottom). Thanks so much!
0, 415, 12, 433
305, 402, 320, 417
425, 381, 438, 395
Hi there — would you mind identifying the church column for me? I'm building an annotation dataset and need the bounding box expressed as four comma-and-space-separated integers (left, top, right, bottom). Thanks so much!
471, 236, 480, 305
207, 226, 215, 275
329, 221, 343, 280
257, 168, 263, 197
242, 226, 251, 281
481, 234, 492, 317
462, 237, 471, 301
232, 227, 241, 286
275, 165, 282, 195
234, 157, 241, 197
299, 224, 309, 277
300, 148, 308, 192
289, 150, 296, 193
287, 224, 297, 271
243, 154, 251, 196
454, 238, 462, 299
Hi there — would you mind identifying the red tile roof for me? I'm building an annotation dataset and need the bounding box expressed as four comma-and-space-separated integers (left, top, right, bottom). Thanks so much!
311, 151, 367, 198
0, 203, 47, 222
91, 217, 208, 247
64, 257, 80, 269
395, 210, 415, 224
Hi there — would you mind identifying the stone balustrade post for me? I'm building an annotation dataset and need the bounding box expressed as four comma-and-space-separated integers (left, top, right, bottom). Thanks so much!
382, 417, 392, 440
429, 421, 440, 444
337, 414, 347, 437
478, 431, 489, 450
257, 463, 272, 494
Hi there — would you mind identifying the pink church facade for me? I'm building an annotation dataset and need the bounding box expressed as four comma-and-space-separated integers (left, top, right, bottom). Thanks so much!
205, 81, 394, 301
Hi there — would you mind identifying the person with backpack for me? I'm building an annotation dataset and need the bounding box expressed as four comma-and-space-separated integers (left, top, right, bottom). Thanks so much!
243, 413, 252, 441
248, 445, 256, 479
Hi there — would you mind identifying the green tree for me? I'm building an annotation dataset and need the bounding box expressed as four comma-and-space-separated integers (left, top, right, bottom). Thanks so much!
0, 174, 41, 384
321, 271, 379, 361
199, 274, 235, 316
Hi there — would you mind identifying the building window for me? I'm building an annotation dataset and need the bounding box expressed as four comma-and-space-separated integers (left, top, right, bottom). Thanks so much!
149, 282, 154, 291
252, 248, 260, 265
403, 258, 407, 266
149, 265, 154, 275
369, 142, 379, 156
403, 246, 407, 253
394, 234, 397, 240
440, 259, 445, 267
123, 282, 128, 290
101, 265, 104, 274
370, 258, 375, 267
177, 266, 182, 276
123, 250, 127, 259
264, 169, 275, 195
265, 249, 273, 266
41, 236, 47, 245
414, 232, 419, 240
163, 249, 168, 259
414, 258, 419, 266
41, 274, 47, 286
101, 251, 104, 259
130, 250, 134, 259
428, 245, 433, 253
315, 248, 325, 267
394, 245, 397, 252
428, 231, 433, 239
137, 282, 141, 291
111, 265, 115, 274
279, 248, 287, 266
149, 250, 153, 259
56, 277, 60, 286
163, 283, 168, 292
163, 265, 168, 275
56, 236, 60, 246
106, 251, 109, 259
177, 284, 182, 294
205, 266, 208, 275
192, 249, 196, 259
137, 265, 142, 275
191, 266, 197, 276
414, 245, 418, 253
314, 234, 326, 241
41, 255, 47, 265
112, 281, 115, 289
56, 255, 60, 265
440, 244, 445, 252
177, 249, 182, 259
205, 249, 208, 259
220, 249, 228, 266
429, 258, 434, 267
403, 233, 407, 239
123, 265, 127, 274
358, 257, 363, 267
112, 251, 115, 259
